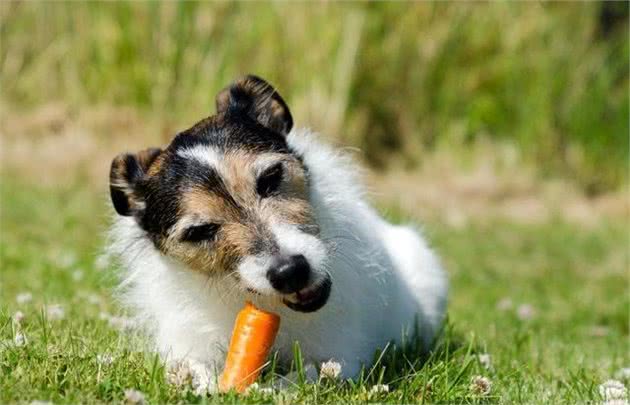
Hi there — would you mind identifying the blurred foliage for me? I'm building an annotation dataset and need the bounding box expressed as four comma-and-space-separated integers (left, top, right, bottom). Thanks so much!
0, 2, 627, 191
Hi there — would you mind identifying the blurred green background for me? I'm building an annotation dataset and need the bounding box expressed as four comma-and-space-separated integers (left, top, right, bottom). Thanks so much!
1, 1, 628, 192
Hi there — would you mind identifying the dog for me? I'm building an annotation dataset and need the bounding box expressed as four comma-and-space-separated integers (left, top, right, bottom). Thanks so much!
107, 75, 447, 390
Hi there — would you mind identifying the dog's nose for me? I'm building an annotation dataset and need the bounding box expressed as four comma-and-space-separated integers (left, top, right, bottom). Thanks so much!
266, 254, 311, 294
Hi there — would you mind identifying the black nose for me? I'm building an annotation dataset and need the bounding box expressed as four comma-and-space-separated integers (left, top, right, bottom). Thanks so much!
266, 254, 311, 294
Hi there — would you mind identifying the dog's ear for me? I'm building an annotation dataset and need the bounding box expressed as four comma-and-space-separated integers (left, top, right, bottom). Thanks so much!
216, 75, 293, 135
109, 147, 162, 216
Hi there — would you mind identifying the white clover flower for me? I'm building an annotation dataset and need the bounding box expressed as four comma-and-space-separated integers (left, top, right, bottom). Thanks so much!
257, 386, 274, 395
477, 353, 492, 370
369, 384, 390, 395
245, 382, 260, 393
599, 379, 628, 401
615, 368, 630, 381
13, 310, 25, 325
123, 388, 146, 404
16, 292, 33, 305
107, 315, 137, 331
14, 332, 28, 347
496, 297, 513, 311
29, 401, 52, 405
55, 251, 77, 268
97, 353, 115, 366
245, 382, 273, 395
189, 361, 216, 395
99, 312, 137, 330
516, 304, 536, 321
94, 253, 110, 271
470, 375, 492, 395
166, 359, 193, 388
72, 269, 84, 281
46, 304, 65, 321
87, 294, 101, 304
276, 390, 299, 402
320, 360, 342, 380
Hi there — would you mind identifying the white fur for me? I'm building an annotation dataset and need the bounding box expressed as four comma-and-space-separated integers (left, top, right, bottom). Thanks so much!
178, 145, 222, 168
108, 129, 448, 382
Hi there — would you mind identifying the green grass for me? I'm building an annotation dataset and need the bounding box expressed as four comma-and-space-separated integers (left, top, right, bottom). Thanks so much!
1, 3, 627, 401
1, 180, 627, 403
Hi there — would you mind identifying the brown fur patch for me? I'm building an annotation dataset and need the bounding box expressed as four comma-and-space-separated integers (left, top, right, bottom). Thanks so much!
136, 147, 163, 172
146, 153, 166, 176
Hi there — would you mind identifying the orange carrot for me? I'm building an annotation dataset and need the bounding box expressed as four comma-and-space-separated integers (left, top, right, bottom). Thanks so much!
219, 301, 280, 393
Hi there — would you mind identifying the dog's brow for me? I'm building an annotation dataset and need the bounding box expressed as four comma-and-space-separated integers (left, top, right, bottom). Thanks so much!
253, 153, 288, 175
168, 215, 206, 239
176, 145, 240, 205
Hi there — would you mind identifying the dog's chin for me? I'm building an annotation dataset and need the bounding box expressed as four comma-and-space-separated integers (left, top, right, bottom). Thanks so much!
282, 277, 332, 313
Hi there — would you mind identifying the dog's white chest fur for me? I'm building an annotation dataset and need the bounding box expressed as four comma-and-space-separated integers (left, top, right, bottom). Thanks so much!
109, 129, 448, 379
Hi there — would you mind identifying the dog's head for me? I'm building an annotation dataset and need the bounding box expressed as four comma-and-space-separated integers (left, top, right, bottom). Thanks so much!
109, 76, 330, 312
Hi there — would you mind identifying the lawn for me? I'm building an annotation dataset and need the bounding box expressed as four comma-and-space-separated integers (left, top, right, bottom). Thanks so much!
1, 2, 627, 402
1, 179, 627, 403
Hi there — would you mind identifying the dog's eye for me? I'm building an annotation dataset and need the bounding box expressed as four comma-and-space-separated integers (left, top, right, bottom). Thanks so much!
256, 163, 284, 198
181, 223, 220, 243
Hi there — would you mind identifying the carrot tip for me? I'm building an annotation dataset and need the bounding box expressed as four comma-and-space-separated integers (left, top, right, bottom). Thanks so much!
219, 302, 280, 393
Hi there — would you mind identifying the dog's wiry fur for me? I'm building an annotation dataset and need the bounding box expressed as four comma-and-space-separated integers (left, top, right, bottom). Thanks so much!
107, 75, 448, 385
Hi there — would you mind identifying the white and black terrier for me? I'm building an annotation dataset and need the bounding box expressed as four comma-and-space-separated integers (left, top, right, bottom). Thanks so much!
108, 75, 447, 389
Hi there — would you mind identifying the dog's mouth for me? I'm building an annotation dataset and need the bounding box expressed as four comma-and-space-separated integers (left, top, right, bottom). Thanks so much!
282, 277, 332, 313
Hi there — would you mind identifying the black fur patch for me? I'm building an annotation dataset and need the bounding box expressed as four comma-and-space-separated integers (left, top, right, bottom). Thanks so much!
109, 148, 162, 216
216, 75, 293, 135
170, 117, 290, 156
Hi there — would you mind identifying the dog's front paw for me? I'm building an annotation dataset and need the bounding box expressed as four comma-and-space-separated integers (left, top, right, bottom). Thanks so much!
166, 359, 219, 395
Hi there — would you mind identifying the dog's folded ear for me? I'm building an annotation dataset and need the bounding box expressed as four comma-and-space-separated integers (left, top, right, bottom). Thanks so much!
216, 75, 293, 135
109, 147, 162, 216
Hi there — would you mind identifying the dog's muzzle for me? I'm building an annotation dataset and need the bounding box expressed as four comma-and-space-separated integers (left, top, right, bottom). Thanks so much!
282, 276, 332, 313
263, 254, 332, 312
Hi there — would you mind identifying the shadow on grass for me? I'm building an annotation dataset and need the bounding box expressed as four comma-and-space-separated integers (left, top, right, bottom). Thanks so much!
362, 318, 475, 384
251, 318, 489, 404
